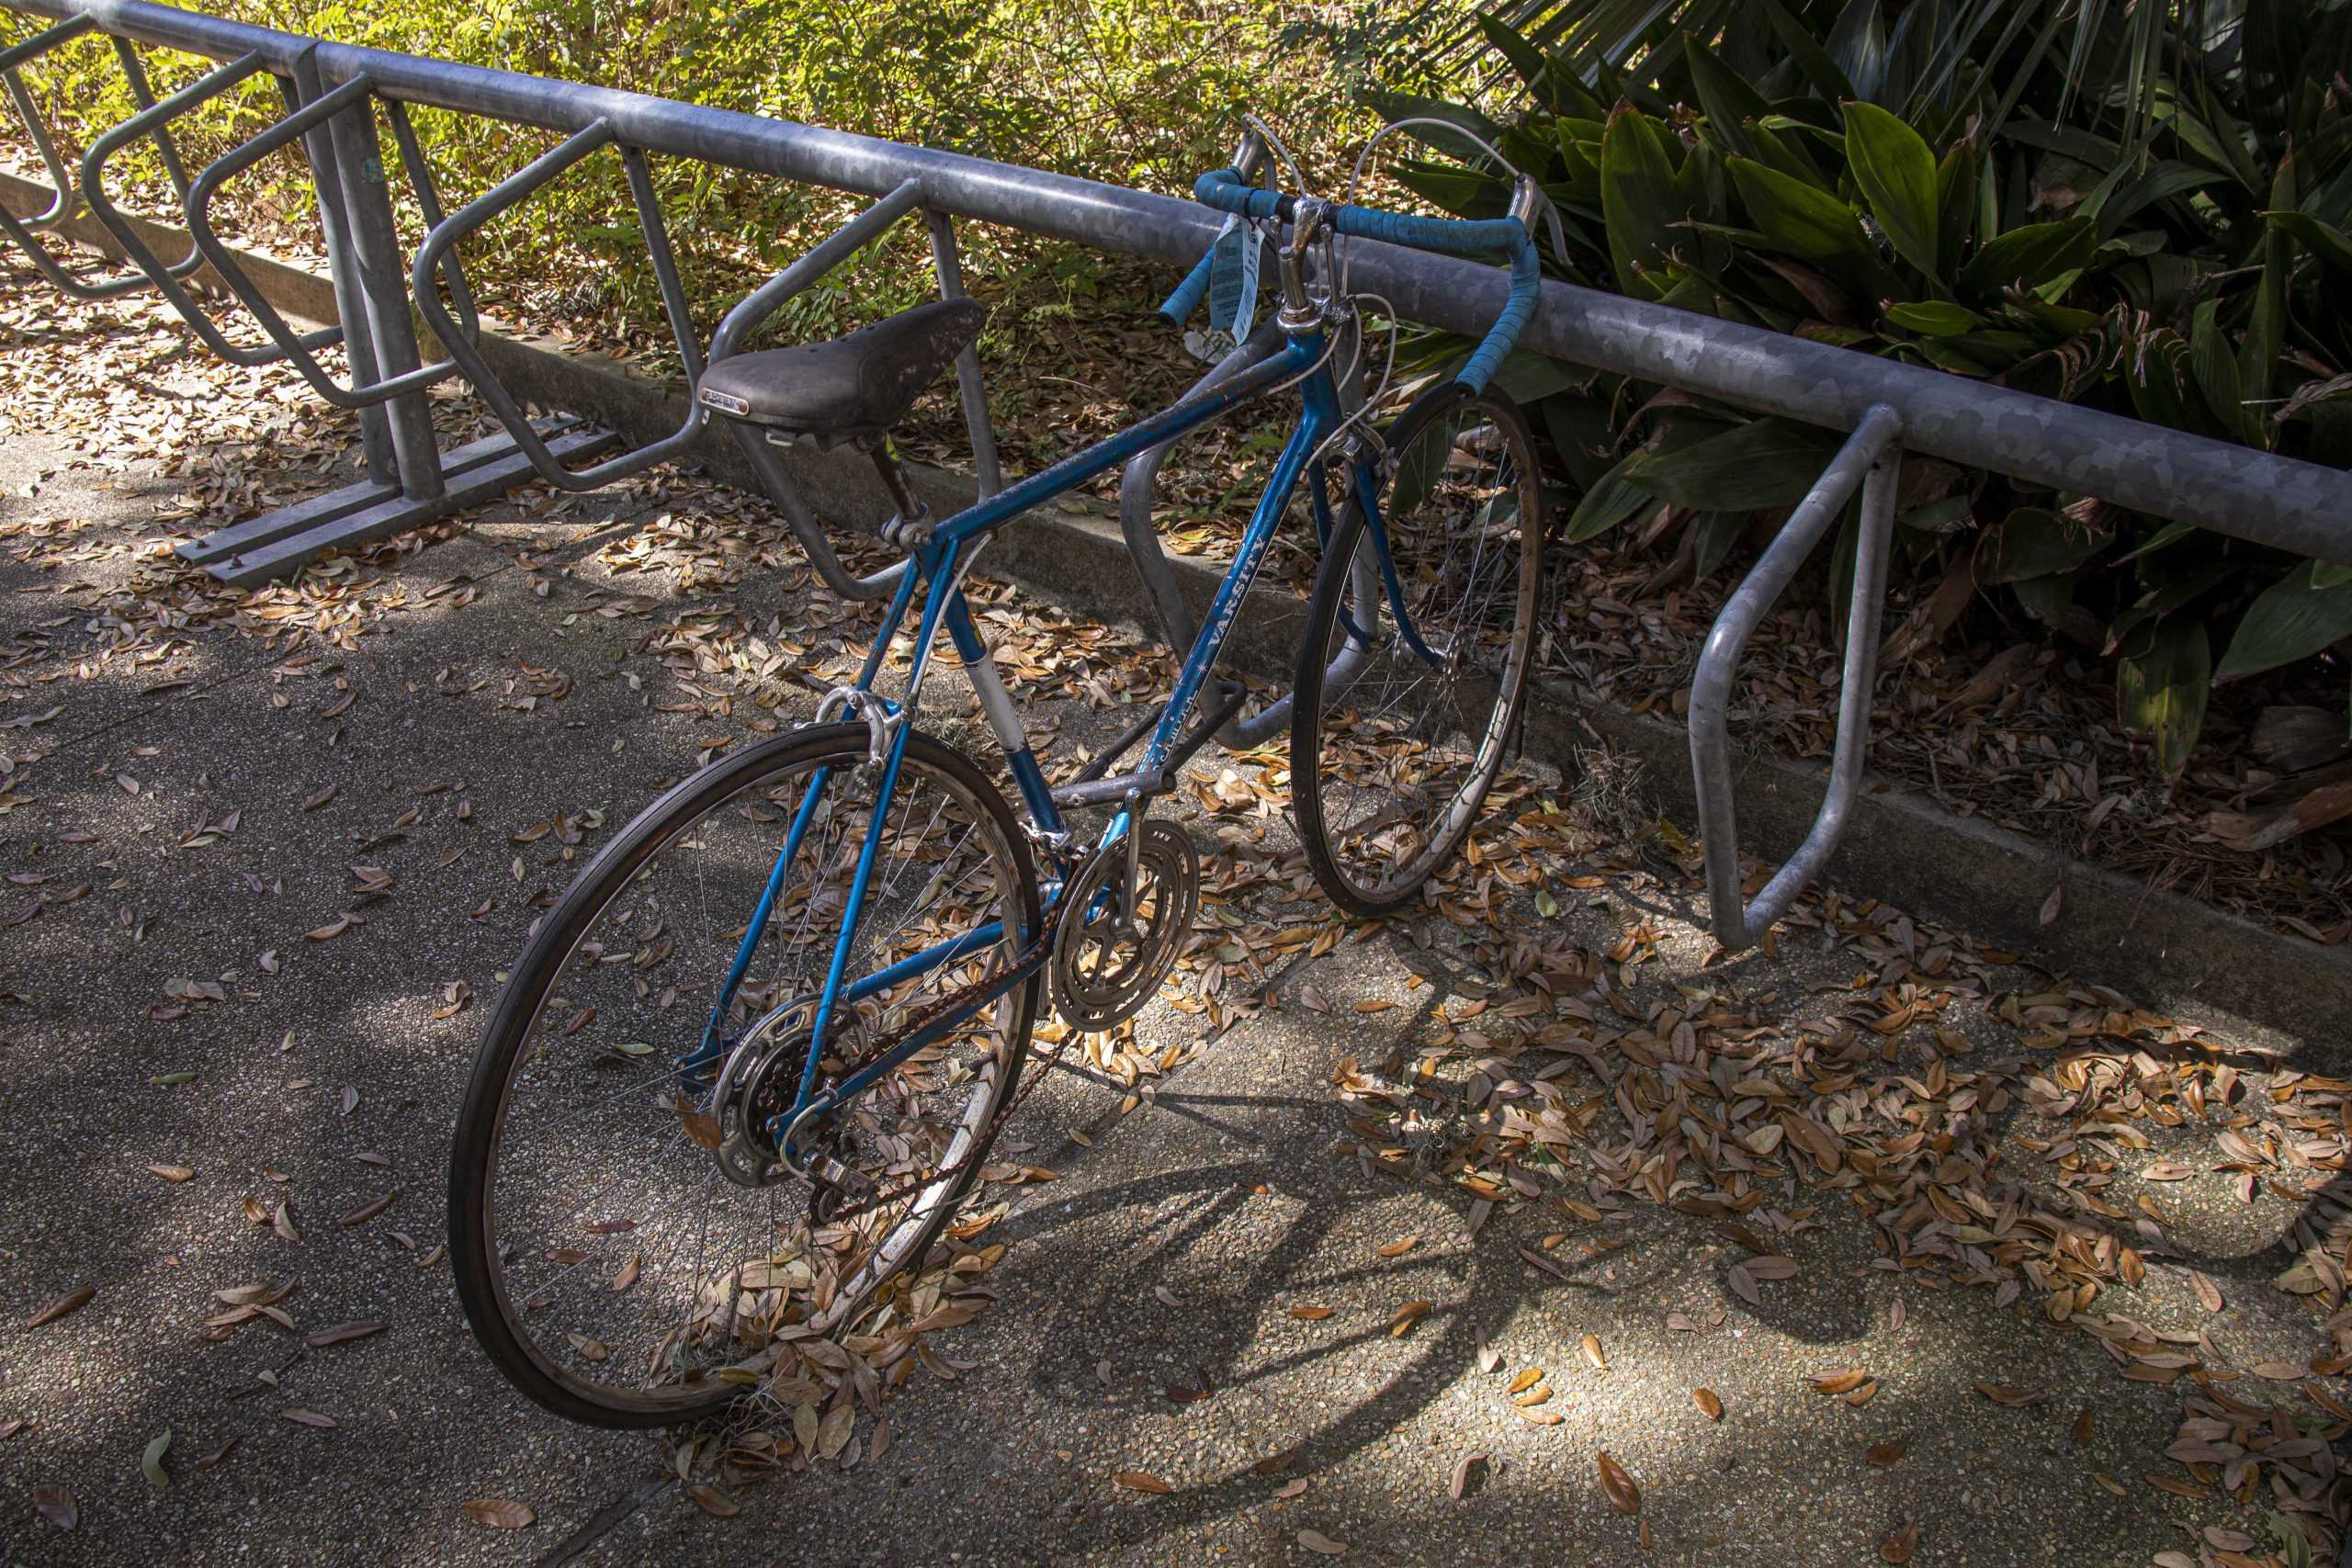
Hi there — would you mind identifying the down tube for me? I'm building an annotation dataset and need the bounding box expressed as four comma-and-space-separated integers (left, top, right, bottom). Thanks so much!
1142, 352, 1336, 771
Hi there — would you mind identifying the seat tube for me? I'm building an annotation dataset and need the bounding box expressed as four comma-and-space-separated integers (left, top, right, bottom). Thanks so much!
945, 593, 1057, 844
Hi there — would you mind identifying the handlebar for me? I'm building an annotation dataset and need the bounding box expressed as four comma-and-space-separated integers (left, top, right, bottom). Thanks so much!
1159, 165, 1541, 396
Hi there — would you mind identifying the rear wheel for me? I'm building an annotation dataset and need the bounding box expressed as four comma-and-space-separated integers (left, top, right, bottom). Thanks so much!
1291, 382, 1546, 916
448, 725, 1040, 1427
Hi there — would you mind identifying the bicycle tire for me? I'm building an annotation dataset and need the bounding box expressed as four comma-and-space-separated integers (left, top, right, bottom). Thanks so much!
448, 723, 1041, 1428
1291, 380, 1546, 917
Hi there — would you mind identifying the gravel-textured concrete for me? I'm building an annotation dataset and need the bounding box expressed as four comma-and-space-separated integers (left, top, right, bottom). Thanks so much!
4, 285, 2347, 1568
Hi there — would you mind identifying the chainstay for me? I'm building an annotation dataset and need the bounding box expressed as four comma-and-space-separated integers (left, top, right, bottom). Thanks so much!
804, 878, 1081, 1216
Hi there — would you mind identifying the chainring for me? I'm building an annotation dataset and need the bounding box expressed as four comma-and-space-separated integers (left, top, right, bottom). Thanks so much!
1047, 819, 1200, 1032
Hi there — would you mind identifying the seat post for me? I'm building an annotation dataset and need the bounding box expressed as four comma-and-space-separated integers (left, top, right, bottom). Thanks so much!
865, 437, 932, 547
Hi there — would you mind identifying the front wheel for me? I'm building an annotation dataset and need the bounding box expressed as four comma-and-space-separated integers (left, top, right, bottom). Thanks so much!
1291, 381, 1546, 916
448, 724, 1041, 1428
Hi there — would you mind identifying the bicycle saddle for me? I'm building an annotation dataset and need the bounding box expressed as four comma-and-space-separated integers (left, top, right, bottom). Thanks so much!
696, 297, 987, 447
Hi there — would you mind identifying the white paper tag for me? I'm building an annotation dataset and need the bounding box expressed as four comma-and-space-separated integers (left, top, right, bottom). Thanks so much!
1207, 213, 1261, 344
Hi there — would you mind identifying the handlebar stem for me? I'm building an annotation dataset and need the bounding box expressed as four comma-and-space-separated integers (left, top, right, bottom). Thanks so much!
1275, 197, 1328, 327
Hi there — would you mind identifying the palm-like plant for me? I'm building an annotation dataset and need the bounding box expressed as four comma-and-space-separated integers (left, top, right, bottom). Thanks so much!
1383, 0, 2352, 793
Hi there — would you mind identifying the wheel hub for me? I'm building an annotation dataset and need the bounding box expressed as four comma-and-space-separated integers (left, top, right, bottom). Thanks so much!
708, 996, 863, 1189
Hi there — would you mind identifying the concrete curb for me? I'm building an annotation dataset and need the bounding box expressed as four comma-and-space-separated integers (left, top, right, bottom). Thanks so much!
8, 169, 2346, 1044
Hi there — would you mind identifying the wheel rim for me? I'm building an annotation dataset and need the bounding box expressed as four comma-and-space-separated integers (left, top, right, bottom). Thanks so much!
468, 737, 1033, 1418
1308, 395, 1539, 905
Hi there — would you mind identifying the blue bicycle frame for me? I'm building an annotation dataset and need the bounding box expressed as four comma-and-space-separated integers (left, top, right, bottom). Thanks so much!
679, 164, 1543, 1157
675, 324, 1380, 1138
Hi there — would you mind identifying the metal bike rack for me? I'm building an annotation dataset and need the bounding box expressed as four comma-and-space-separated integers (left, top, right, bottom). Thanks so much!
1689, 406, 1901, 950
0, 13, 202, 299
5, 0, 2351, 944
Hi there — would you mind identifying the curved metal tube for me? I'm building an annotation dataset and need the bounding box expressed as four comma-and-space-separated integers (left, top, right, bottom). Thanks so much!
178, 75, 482, 405
1690, 404, 1903, 950
78, 51, 351, 368
0, 17, 92, 228
413, 122, 707, 491
0, 28, 203, 299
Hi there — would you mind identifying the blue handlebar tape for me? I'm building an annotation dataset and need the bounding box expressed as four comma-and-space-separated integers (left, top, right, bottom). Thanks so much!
1455, 238, 1539, 394
1185, 167, 1539, 390
1159, 243, 1217, 325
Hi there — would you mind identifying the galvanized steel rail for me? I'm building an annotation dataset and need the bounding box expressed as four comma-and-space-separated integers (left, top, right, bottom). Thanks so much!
4, 0, 2348, 953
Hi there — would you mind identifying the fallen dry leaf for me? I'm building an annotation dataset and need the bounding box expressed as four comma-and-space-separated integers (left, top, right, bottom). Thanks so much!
1579, 1332, 1608, 1371
685, 1483, 741, 1518
1113, 1471, 1171, 1495
1882, 1523, 1919, 1563
31, 1483, 74, 1530
1865, 1438, 1909, 1467
1972, 1382, 2046, 1408
24, 1286, 94, 1329
304, 1321, 385, 1348
1296, 1529, 1348, 1556
460, 1498, 535, 1529
1811, 1368, 1869, 1396
1596, 1450, 1639, 1515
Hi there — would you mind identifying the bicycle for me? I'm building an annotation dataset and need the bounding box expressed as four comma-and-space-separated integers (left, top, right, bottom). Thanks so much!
447, 119, 1559, 1427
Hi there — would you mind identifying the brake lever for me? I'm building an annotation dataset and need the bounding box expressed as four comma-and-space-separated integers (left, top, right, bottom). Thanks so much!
1509, 172, 1568, 271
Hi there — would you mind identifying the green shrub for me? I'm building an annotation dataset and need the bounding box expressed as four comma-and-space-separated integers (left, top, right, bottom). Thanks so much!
2, 0, 1442, 344
1385, 0, 2352, 772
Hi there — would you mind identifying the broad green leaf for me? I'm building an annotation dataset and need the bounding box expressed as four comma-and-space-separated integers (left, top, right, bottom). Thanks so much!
2241, 158, 2296, 405
1958, 218, 2095, 300
1392, 161, 1507, 219
1540, 394, 1618, 491
1565, 450, 1660, 544
1490, 352, 1589, 407
1620, 417, 1845, 512
2188, 298, 2257, 445
1757, 0, 1856, 101
1372, 93, 1506, 167
2313, 561, 2352, 590
2117, 618, 2211, 773
2116, 519, 2200, 562
1746, 121, 1833, 193
1824, 0, 1889, 104
1600, 107, 1684, 297
2267, 209, 2352, 275
1883, 299, 1982, 336
2011, 571, 2082, 632
1690, 510, 1748, 577
1843, 100, 1939, 280
2216, 559, 2352, 682
1476, 15, 1555, 104
1389, 426, 1448, 522
1727, 157, 1880, 290
1981, 506, 2113, 583
1935, 139, 1980, 276
1684, 36, 1770, 162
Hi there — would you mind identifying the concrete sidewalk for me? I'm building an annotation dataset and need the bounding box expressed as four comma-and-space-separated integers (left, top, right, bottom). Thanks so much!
2, 286, 2347, 1568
